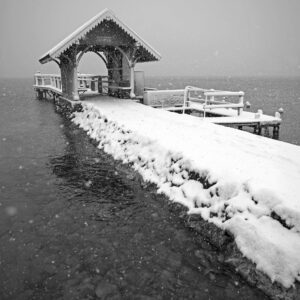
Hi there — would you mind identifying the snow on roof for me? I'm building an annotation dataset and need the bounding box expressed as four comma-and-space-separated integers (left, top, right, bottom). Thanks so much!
39, 8, 161, 64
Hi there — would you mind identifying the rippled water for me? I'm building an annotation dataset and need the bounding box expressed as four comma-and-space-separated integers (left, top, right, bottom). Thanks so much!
0, 78, 273, 299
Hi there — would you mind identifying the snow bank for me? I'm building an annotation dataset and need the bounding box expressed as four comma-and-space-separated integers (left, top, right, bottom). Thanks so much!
72, 98, 300, 288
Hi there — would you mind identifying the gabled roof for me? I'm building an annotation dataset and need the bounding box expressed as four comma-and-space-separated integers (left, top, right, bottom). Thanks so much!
39, 8, 161, 64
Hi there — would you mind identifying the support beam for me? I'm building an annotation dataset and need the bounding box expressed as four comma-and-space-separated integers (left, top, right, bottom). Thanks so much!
94, 51, 108, 67
70, 64, 79, 101
37, 90, 43, 100
60, 50, 79, 101
115, 46, 138, 98
129, 61, 136, 98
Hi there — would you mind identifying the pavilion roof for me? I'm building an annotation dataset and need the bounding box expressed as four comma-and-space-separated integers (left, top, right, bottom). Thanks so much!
39, 8, 161, 64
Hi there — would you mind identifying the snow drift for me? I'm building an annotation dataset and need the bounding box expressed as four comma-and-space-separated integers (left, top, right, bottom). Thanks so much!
72, 98, 300, 288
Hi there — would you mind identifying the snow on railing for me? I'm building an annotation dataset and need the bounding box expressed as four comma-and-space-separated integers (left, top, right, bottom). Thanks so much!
183, 86, 245, 117
34, 73, 108, 94
34, 73, 62, 90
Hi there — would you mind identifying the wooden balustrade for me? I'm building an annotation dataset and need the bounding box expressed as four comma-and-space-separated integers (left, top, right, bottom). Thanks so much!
34, 73, 108, 95
182, 86, 245, 116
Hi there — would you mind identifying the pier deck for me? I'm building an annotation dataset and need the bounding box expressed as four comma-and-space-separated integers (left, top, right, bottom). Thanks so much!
33, 74, 281, 138
165, 102, 281, 136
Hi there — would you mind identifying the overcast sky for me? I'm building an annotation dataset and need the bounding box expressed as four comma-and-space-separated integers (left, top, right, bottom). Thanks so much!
0, 0, 300, 78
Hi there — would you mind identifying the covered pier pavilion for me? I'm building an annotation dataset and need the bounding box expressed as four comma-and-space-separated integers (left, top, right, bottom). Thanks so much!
36, 8, 161, 101
34, 8, 281, 139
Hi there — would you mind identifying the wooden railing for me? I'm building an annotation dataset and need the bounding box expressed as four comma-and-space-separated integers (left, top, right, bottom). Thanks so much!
144, 87, 245, 115
33, 73, 109, 94
77, 74, 109, 94
34, 73, 62, 90
183, 86, 245, 116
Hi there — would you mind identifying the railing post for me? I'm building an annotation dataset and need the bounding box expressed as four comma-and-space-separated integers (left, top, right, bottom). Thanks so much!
238, 93, 244, 116
204, 94, 208, 119
96, 76, 99, 93
183, 86, 190, 115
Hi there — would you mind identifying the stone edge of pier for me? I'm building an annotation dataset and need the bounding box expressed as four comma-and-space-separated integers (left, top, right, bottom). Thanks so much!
51, 95, 299, 300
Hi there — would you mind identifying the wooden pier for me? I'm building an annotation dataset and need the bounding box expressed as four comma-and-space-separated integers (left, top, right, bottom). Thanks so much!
37, 8, 161, 101
34, 8, 281, 139
33, 73, 107, 100
34, 73, 282, 139
144, 87, 282, 139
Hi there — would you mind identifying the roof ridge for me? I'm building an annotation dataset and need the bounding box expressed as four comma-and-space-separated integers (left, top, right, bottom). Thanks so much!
39, 8, 161, 64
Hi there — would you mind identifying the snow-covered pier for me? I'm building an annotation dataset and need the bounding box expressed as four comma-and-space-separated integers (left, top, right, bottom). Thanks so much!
34, 74, 282, 139
144, 87, 282, 138
33, 7, 281, 139
75, 97, 300, 292
36, 91, 300, 291
34, 8, 300, 298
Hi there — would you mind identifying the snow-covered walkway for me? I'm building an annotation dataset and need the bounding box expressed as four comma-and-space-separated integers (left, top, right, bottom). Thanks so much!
72, 97, 300, 288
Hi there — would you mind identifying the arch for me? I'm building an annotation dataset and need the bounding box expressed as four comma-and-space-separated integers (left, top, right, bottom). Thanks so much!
76, 46, 92, 65
77, 51, 108, 75
114, 46, 130, 66
52, 58, 61, 67
77, 48, 108, 67
93, 51, 108, 67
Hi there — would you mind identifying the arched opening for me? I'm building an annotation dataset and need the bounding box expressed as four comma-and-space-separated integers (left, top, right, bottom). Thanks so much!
38, 9, 161, 100
77, 51, 108, 76
77, 51, 108, 95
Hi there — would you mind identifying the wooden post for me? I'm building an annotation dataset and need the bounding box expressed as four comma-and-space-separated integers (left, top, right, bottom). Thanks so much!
60, 63, 68, 98
37, 89, 43, 100
130, 62, 135, 98
273, 125, 280, 139
257, 125, 262, 135
34, 75, 39, 86
264, 126, 270, 137
238, 94, 244, 116
59, 49, 79, 101
70, 64, 79, 101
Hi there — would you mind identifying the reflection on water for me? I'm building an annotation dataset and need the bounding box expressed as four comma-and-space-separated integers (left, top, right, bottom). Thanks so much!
0, 79, 268, 299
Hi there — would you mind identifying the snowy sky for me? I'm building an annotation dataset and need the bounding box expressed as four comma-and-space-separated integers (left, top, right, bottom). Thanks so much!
1, 0, 300, 78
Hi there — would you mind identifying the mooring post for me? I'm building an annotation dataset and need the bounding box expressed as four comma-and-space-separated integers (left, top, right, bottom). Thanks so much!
37, 90, 43, 100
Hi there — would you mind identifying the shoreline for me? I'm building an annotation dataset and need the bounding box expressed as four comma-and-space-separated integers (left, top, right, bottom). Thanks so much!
53, 96, 300, 299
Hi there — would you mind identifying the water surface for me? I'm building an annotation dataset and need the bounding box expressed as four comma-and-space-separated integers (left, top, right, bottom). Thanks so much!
0, 78, 291, 299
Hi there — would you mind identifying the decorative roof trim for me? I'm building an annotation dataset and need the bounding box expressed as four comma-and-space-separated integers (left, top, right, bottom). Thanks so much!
39, 8, 161, 64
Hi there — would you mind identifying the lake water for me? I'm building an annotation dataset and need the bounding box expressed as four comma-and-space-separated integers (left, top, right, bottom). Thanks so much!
1, 76, 298, 299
